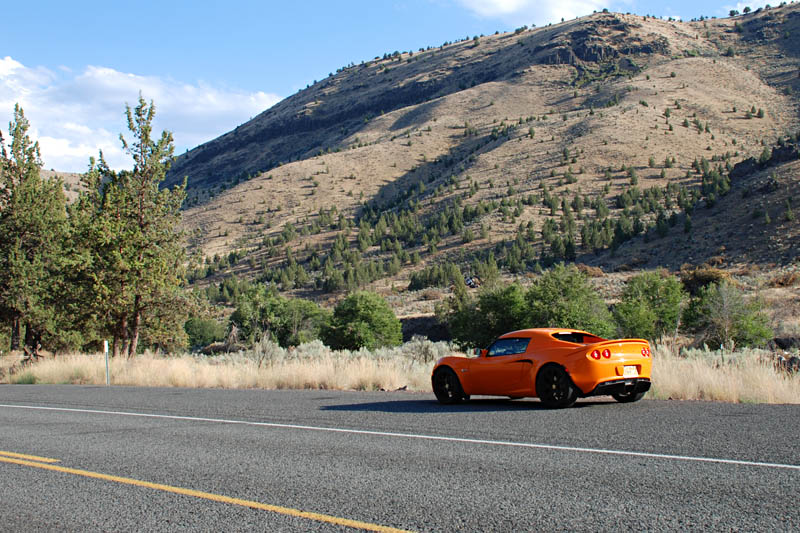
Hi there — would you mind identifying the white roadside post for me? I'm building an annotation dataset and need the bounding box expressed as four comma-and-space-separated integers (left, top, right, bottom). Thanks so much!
104, 340, 110, 386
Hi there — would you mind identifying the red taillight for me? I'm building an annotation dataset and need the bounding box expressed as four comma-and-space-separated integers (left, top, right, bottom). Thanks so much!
602, 349, 611, 359
590, 350, 601, 360
641, 347, 651, 357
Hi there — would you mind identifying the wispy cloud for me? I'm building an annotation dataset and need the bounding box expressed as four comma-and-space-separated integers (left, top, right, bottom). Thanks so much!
0, 56, 281, 172
455, 0, 608, 26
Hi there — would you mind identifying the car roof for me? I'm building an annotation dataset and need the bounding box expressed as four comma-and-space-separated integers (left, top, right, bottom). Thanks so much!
498, 328, 591, 339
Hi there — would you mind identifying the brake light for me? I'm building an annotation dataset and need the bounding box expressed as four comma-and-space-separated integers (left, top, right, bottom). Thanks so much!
641, 347, 651, 357
590, 350, 601, 360
602, 349, 611, 359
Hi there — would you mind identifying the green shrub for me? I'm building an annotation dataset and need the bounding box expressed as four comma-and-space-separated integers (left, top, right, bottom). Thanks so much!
321, 291, 402, 350
687, 281, 772, 349
526, 264, 614, 337
614, 270, 685, 340
230, 285, 330, 347
12, 371, 37, 385
439, 283, 528, 349
184, 317, 226, 349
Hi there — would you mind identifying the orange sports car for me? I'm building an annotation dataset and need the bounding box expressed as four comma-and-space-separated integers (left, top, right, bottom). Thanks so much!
431, 328, 652, 408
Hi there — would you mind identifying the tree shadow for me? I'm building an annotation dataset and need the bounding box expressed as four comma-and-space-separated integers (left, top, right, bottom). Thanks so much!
321, 397, 613, 413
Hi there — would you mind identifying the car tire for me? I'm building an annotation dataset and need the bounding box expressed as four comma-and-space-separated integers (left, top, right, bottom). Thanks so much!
432, 367, 467, 404
612, 390, 647, 403
535, 364, 578, 408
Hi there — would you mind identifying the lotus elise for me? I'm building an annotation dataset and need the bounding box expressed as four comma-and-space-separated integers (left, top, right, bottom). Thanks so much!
431, 328, 652, 408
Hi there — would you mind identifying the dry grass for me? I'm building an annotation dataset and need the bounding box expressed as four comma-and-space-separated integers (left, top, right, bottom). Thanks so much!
0, 339, 441, 392
3, 340, 798, 404
650, 345, 800, 404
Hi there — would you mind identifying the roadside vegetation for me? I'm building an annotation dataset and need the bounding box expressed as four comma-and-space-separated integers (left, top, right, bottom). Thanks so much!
0, 86, 797, 405
3, 341, 798, 405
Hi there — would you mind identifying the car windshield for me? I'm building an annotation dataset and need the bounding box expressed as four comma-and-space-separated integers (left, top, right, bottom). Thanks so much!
487, 337, 530, 356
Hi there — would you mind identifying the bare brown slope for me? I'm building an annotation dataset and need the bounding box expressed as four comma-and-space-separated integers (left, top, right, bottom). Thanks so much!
180, 6, 800, 285
168, 11, 695, 195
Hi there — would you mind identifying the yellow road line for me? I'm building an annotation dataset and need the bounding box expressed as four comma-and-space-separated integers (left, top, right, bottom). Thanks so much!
0, 450, 60, 463
0, 456, 411, 533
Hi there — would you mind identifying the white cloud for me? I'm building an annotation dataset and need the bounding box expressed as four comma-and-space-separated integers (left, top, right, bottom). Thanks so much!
0, 56, 281, 172
455, 0, 608, 26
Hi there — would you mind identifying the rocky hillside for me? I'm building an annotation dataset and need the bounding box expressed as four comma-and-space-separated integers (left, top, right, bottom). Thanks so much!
174, 5, 800, 298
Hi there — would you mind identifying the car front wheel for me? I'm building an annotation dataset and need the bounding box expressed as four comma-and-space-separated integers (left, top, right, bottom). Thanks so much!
536, 364, 578, 408
432, 368, 467, 404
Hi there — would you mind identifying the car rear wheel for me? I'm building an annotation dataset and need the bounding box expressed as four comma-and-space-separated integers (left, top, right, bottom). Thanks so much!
536, 364, 578, 408
432, 368, 467, 404
612, 390, 647, 403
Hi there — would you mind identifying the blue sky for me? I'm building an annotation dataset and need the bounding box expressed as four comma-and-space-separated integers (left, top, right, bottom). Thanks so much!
0, 0, 771, 171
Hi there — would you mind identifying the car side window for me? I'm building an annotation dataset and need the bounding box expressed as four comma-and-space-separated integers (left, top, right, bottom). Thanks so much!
487, 338, 530, 357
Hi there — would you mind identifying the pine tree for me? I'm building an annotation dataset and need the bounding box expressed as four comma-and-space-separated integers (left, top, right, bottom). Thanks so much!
0, 105, 71, 355
73, 95, 188, 357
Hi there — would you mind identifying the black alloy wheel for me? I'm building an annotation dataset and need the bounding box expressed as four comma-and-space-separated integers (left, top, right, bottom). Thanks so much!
432, 368, 467, 404
535, 364, 578, 408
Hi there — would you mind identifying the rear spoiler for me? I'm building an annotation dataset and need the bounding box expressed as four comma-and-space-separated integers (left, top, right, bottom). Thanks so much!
591, 339, 650, 347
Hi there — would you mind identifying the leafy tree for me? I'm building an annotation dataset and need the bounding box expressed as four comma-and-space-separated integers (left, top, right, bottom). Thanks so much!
439, 283, 528, 349
321, 291, 402, 350
614, 270, 685, 340
526, 264, 614, 337
0, 105, 73, 354
72, 95, 187, 357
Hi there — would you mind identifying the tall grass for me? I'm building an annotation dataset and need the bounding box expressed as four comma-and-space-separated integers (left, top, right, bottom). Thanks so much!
3, 340, 798, 404
649, 345, 800, 403
1, 339, 446, 392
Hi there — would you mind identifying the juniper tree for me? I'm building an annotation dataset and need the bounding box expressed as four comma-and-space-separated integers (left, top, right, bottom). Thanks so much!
0, 105, 71, 354
73, 95, 188, 357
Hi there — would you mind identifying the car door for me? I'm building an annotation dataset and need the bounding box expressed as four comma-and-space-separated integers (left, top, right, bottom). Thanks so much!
467, 337, 532, 396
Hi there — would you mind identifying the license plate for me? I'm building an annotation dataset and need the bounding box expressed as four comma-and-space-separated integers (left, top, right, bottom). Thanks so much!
623, 366, 638, 378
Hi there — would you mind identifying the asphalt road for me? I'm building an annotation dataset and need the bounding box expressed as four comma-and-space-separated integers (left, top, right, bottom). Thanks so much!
0, 385, 798, 532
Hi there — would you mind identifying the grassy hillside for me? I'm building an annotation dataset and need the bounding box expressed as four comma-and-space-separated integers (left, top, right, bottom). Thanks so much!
174, 6, 800, 305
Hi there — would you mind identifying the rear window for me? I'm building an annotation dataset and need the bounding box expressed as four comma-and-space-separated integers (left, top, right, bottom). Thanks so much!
487, 338, 530, 356
551, 332, 603, 344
